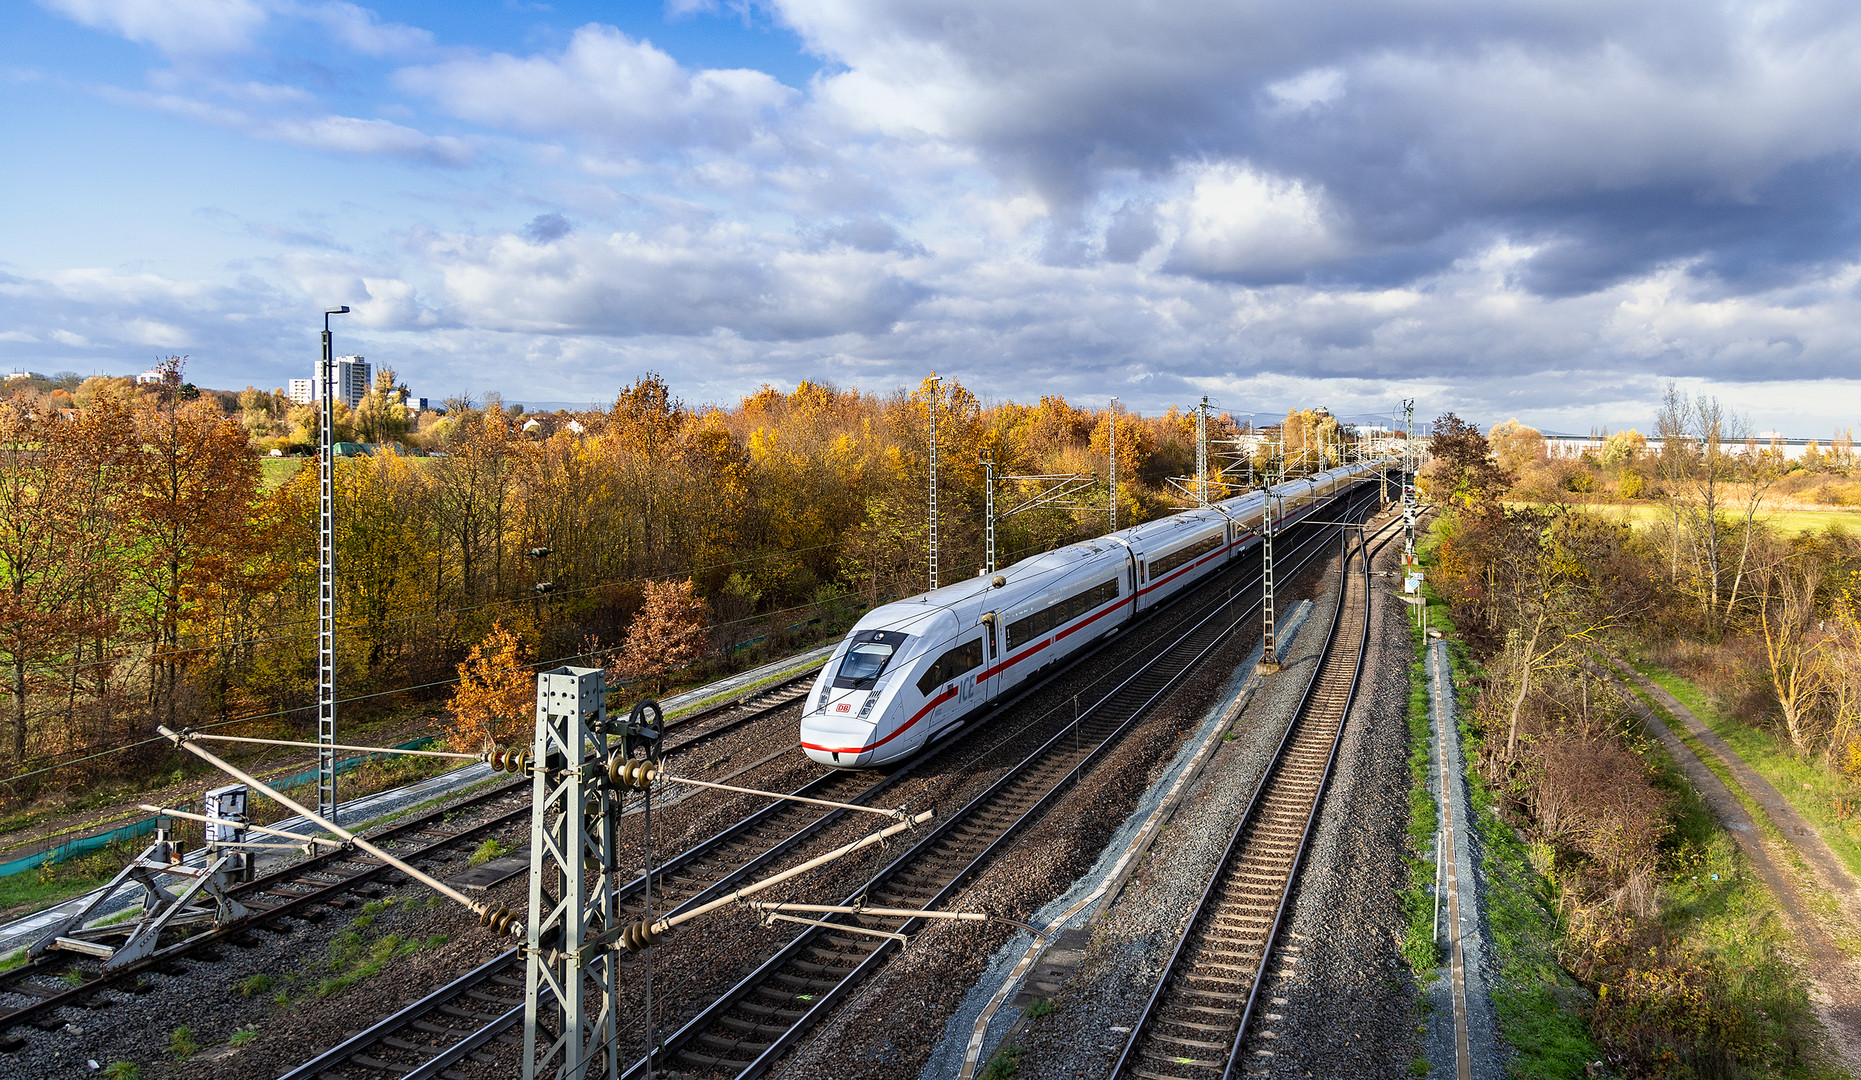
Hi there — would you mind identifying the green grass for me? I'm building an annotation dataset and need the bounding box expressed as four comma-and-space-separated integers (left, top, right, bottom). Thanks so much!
0, 859, 123, 920
1629, 661, 1861, 882
168, 1025, 198, 1059
258, 456, 307, 490
0, 948, 26, 973
468, 838, 508, 866
1508, 500, 1861, 538
1628, 712, 1837, 1078
1464, 764, 1599, 1079
1415, 530, 1597, 1077
659, 653, 831, 722
978, 1040, 1025, 1079
1023, 996, 1056, 1019
101, 1062, 140, 1080
228, 1026, 260, 1047
237, 973, 276, 998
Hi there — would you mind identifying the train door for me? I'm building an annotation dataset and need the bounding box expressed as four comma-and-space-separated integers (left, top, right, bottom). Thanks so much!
920, 634, 987, 738
979, 612, 1002, 703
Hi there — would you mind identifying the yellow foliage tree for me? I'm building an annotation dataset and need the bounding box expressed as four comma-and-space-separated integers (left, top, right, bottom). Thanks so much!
445, 621, 533, 751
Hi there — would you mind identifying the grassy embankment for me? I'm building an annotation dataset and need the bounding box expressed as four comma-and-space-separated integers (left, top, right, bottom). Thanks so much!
1623, 661, 1861, 885
1415, 517, 1846, 1077
1412, 535, 1596, 1078
1617, 708, 1839, 1078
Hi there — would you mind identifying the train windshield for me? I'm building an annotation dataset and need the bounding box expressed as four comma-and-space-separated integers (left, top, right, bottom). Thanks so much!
833, 629, 909, 689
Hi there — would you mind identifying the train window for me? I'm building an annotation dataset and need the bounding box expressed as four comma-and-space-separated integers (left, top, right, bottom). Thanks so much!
1147, 532, 1222, 580
1005, 578, 1120, 650
833, 629, 909, 689
917, 639, 984, 696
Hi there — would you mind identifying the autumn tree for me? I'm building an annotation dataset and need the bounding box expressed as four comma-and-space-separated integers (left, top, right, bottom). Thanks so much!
620, 579, 710, 691
352, 368, 412, 445
1423, 412, 1506, 506
0, 399, 131, 772
445, 621, 533, 751
122, 358, 266, 733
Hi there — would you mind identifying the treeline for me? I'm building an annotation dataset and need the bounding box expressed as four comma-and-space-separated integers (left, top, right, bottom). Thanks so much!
1, 362, 1336, 798
1422, 396, 1860, 1075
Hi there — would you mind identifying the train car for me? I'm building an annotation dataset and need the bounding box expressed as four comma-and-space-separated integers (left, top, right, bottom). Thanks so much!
799, 459, 1387, 768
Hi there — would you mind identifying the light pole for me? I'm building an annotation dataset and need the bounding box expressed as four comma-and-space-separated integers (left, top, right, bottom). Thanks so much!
1108, 397, 1120, 533
318, 305, 349, 824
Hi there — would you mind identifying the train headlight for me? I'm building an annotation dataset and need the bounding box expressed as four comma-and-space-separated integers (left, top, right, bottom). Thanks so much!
857, 693, 879, 719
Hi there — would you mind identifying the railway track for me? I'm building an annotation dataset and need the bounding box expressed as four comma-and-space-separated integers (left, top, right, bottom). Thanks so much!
1108, 516, 1389, 1080
627, 486, 1383, 1080
275, 480, 1388, 1080
0, 664, 819, 1048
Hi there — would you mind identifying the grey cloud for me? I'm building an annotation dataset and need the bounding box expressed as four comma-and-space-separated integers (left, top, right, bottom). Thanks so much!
811, 215, 925, 255
523, 213, 574, 244
786, 0, 1861, 297
418, 227, 927, 341
1103, 201, 1159, 263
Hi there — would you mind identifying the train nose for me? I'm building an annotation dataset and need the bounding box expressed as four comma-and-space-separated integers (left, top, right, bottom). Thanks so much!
800, 703, 876, 768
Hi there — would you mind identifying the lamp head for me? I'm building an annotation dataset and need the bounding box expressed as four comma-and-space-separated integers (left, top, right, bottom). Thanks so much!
327, 306, 350, 315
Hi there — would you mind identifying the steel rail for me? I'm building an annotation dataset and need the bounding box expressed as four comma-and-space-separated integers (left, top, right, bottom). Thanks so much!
625, 484, 1384, 1080
0, 778, 534, 1040
0, 668, 826, 1042
1107, 514, 1387, 1080
273, 481, 1389, 1080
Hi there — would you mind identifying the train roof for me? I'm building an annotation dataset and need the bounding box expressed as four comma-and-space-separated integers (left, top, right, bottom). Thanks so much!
845, 459, 1391, 638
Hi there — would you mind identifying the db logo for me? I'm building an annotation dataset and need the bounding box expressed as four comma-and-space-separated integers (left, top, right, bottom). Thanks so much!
835, 703, 852, 713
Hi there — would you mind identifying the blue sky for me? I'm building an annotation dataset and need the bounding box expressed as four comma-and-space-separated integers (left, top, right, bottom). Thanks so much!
4, 0, 1861, 434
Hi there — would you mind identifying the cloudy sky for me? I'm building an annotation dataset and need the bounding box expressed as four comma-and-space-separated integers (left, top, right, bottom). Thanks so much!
4, 0, 1860, 433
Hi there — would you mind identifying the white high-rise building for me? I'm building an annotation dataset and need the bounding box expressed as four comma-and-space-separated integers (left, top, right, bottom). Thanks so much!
288, 379, 315, 405
332, 355, 370, 407
303, 357, 372, 406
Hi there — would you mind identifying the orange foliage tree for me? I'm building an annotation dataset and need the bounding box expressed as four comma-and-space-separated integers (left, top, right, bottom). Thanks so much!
445, 622, 533, 751
620, 579, 710, 692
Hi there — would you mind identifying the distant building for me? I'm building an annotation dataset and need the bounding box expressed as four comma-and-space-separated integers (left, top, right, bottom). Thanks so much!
288, 379, 315, 405
135, 370, 166, 385
2, 371, 30, 382
300, 356, 372, 407
411, 397, 429, 412
332, 355, 370, 407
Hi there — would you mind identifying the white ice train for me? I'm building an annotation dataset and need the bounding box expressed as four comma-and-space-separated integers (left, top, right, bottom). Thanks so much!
800, 459, 1388, 768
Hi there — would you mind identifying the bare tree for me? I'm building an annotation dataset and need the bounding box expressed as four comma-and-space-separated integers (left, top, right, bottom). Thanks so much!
1757, 557, 1825, 752
1656, 385, 1754, 636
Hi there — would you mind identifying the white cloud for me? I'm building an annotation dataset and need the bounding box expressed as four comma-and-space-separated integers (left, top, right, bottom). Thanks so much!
396, 24, 795, 152
304, 1, 433, 57
40, 0, 270, 56
1265, 66, 1345, 113
100, 86, 475, 165
1160, 162, 1349, 279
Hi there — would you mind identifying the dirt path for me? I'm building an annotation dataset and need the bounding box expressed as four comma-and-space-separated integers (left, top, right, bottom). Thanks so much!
1597, 664, 1861, 1073
1612, 663, 1861, 930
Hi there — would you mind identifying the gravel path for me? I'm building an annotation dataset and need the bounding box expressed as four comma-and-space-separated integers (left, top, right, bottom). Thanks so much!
1417, 639, 1503, 1080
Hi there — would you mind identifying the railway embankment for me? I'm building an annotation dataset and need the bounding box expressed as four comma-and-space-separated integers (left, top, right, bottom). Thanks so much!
1600, 662, 1861, 1074
991, 514, 1422, 1080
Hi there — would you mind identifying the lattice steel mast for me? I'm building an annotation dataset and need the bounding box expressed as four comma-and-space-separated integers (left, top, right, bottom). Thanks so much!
1108, 397, 1120, 532
928, 373, 940, 593
317, 305, 348, 822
